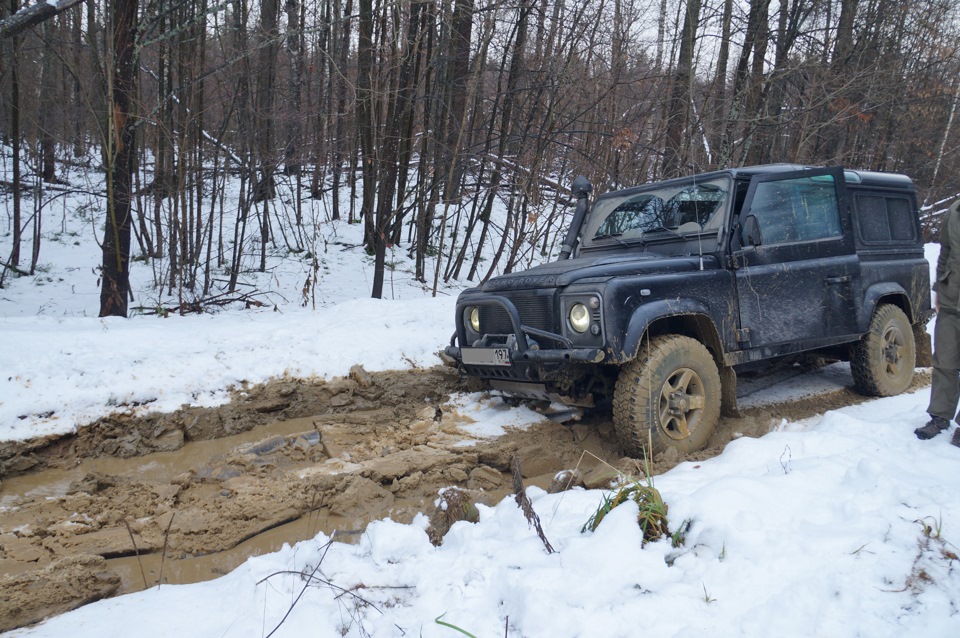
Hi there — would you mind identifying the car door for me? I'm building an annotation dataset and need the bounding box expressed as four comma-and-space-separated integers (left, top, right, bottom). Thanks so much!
732, 167, 861, 351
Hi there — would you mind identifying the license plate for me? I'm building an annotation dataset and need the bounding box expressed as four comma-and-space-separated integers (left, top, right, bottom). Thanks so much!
462, 347, 512, 366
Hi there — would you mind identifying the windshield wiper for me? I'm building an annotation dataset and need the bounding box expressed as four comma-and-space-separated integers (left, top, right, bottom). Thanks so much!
592, 233, 632, 248
642, 225, 685, 239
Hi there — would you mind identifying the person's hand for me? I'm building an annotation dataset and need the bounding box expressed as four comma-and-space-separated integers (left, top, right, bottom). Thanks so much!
935, 293, 940, 314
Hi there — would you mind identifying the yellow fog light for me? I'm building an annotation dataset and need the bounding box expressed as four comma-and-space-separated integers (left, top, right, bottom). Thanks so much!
469, 307, 480, 333
569, 303, 590, 333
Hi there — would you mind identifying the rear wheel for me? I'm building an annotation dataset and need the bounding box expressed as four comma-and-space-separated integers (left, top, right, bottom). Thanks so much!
851, 304, 915, 396
613, 335, 721, 458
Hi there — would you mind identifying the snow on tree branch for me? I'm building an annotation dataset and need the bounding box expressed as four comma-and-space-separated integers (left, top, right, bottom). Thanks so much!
0, 0, 87, 40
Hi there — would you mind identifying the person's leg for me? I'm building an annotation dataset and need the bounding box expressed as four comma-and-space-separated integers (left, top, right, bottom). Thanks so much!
920, 311, 960, 439
928, 311, 960, 420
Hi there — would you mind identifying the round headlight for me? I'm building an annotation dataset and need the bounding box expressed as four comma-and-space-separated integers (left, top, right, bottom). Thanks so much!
469, 307, 480, 333
569, 303, 590, 333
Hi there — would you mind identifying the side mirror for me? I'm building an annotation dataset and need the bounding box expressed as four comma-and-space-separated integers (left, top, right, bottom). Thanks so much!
742, 214, 763, 247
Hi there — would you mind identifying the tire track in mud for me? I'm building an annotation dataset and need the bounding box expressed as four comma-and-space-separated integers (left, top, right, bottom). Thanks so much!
0, 365, 932, 631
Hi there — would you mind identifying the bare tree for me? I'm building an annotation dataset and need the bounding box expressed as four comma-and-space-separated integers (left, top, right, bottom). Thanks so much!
661, 0, 703, 178
99, 0, 139, 317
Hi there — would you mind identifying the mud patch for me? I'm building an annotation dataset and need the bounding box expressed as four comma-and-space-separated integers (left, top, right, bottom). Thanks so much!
0, 555, 120, 632
0, 366, 462, 480
0, 365, 932, 630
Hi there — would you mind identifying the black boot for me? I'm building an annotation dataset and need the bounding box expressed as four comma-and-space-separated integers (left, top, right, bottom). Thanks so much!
951, 428, 960, 448
915, 417, 950, 440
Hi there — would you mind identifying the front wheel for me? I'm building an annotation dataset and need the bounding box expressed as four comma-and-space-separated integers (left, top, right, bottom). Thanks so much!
851, 304, 916, 396
613, 335, 721, 458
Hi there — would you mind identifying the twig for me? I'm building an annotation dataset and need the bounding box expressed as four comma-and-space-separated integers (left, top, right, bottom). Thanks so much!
157, 512, 175, 589
123, 520, 148, 590
260, 533, 337, 638
780, 445, 792, 475
511, 455, 555, 554
258, 568, 385, 613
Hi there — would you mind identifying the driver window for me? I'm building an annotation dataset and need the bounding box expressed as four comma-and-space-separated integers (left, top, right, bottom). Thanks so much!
749, 175, 841, 245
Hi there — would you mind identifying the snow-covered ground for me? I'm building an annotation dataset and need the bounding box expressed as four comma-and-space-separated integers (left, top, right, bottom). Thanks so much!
2, 169, 958, 635
7, 388, 960, 638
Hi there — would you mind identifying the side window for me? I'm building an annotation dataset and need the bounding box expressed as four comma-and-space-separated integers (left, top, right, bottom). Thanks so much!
855, 194, 916, 243
749, 176, 842, 245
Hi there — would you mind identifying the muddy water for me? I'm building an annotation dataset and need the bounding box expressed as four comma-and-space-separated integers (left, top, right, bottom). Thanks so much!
1, 415, 357, 592
0, 365, 932, 631
2, 416, 324, 507
107, 507, 374, 594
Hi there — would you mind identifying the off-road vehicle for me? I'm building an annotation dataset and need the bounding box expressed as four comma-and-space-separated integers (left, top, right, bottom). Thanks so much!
444, 165, 933, 456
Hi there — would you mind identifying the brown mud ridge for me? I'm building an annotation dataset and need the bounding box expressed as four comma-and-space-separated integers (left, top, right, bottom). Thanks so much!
0, 365, 931, 631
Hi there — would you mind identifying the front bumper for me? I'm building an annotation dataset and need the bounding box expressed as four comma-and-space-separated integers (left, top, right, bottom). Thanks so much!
444, 294, 605, 375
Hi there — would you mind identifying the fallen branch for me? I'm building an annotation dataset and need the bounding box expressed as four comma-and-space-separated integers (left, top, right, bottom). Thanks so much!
131, 290, 270, 316
511, 454, 555, 554
2, 259, 30, 278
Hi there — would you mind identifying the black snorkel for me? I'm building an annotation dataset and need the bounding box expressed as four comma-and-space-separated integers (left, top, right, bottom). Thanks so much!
557, 175, 593, 261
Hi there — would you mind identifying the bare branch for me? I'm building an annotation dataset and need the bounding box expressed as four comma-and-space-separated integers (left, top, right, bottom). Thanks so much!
0, 0, 88, 40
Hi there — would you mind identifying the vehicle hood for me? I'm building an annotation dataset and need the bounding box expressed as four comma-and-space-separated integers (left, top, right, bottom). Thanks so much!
481, 252, 718, 292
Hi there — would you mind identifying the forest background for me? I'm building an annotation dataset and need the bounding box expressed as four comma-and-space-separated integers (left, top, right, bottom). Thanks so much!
0, 0, 958, 317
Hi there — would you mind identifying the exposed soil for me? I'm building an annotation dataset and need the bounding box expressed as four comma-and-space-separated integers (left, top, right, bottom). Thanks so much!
0, 364, 931, 631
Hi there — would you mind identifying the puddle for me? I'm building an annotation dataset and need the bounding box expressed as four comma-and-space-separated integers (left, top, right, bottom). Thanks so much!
0, 415, 328, 508
109, 510, 368, 593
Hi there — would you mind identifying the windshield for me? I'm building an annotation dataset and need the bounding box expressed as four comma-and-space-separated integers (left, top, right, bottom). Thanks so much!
581, 176, 731, 249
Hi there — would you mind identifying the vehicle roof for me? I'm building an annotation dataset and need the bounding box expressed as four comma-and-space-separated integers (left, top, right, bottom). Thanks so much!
599, 164, 914, 198
715, 164, 914, 190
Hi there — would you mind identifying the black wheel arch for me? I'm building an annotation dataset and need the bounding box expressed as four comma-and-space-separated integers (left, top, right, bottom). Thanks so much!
861, 283, 914, 328
619, 300, 725, 370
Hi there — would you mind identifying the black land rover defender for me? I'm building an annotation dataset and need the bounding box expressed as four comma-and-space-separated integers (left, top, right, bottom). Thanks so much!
444, 165, 933, 457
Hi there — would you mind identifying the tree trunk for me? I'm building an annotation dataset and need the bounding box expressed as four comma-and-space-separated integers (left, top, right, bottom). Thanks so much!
655, 0, 667, 70
466, 0, 530, 281
71, 3, 84, 156
739, 0, 771, 164
442, 0, 474, 203
372, 0, 427, 298
39, 18, 56, 183
661, 0, 702, 178
327, 0, 352, 221
283, 0, 304, 177
717, 0, 770, 167
8, 0, 20, 269
356, 0, 376, 248
708, 0, 733, 165
255, 0, 279, 273
99, 0, 139, 317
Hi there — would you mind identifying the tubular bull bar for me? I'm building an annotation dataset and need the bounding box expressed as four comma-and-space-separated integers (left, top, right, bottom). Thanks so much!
444, 295, 605, 367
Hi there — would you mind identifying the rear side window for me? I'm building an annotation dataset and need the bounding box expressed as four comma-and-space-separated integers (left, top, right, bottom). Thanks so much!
749, 175, 842, 244
854, 194, 917, 243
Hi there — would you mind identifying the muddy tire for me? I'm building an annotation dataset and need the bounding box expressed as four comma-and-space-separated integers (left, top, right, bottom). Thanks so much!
613, 335, 721, 458
851, 304, 915, 396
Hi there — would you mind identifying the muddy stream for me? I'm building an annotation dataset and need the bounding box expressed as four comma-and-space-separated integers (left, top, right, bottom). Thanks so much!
0, 364, 931, 631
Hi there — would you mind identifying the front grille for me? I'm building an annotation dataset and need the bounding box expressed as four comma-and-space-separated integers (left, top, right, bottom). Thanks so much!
479, 292, 555, 334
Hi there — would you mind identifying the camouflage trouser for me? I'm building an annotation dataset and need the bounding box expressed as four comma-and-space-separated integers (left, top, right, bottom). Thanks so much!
928, 308, 960, 421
